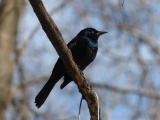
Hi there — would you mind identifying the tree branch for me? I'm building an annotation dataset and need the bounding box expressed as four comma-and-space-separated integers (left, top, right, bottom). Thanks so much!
92, 83, 160, 99
28, 0, 100, 119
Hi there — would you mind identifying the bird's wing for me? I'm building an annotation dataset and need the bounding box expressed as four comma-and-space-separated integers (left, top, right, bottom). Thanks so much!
67, 36, 89, 66
67, 36, 97, 70
67, 36, 87, 49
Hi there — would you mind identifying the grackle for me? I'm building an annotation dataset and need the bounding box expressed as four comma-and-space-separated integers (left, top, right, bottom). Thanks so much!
35, 28, 107, 108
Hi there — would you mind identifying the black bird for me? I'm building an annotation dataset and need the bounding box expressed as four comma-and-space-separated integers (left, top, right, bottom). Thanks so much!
35, 28, 107, 108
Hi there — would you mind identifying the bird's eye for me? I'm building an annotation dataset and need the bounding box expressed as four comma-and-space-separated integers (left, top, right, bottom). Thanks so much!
92, 31, 95, 34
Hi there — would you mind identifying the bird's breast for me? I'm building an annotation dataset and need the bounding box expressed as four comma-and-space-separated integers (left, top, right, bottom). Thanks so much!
86, 39, 97, 48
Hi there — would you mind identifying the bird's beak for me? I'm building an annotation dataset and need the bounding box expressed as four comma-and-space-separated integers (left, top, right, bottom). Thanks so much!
97, 31, 107, 36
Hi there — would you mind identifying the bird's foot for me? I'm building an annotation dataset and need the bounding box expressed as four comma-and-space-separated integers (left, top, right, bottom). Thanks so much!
80, 70, 84, 75
82, 95, 85, 99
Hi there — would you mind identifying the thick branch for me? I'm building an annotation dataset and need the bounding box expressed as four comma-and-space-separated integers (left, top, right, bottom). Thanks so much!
28, 0, 99, 119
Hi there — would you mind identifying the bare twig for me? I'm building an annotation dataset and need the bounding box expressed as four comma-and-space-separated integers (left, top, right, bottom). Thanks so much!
92, 83, 160, 99
122, 0, 125, 7
21, 76, 49, 87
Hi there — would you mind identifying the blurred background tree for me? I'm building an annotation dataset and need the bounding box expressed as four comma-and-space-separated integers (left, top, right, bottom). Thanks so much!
0, 0, 160, 120
0, 0, 25, 119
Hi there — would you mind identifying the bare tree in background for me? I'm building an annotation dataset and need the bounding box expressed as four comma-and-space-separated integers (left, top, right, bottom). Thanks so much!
0, 0, 24, 120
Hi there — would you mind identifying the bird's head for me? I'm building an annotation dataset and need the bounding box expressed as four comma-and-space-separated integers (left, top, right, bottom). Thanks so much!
77, 28, 107, 41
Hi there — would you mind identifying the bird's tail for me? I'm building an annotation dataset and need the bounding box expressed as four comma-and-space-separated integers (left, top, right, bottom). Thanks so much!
35, 72, 63, 108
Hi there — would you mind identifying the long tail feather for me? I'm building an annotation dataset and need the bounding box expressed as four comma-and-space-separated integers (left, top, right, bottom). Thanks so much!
35, 72, 62, 108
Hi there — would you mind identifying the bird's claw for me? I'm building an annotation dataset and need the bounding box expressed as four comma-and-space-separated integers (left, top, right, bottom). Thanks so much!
80, 70, 84, 75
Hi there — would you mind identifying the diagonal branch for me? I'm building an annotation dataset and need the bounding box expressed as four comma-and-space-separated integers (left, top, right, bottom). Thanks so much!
28, 0, 100, 119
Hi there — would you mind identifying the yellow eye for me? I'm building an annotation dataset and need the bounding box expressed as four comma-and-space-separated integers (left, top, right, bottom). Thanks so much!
92, 31, 95, 34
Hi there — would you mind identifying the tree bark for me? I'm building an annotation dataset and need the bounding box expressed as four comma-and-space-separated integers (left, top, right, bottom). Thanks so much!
0, 0, 24, 119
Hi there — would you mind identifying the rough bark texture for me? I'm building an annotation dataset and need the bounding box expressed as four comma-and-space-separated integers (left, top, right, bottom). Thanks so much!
0, 0, 24, 119
28, 0, 100, 119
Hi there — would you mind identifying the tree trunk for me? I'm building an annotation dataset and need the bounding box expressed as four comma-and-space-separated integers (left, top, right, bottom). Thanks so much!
0, 0, 24, 119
